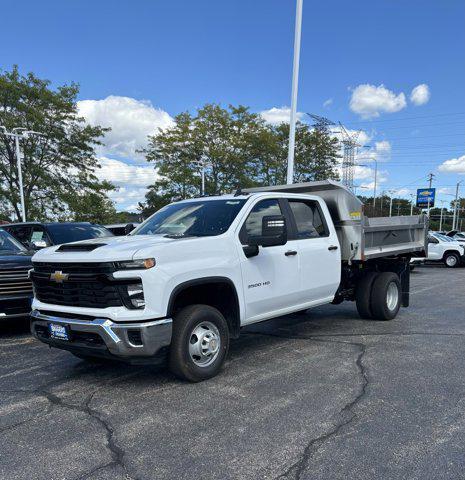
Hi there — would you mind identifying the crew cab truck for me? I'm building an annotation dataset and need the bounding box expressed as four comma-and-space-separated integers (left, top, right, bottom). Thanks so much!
30, 181, 427, 382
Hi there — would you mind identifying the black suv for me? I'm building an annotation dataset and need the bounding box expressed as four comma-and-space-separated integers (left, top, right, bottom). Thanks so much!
0, 222, 113, 249
0, 229, 33, 320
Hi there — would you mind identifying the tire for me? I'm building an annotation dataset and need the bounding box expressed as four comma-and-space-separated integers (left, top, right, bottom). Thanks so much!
169, 305, 229, 382
443, 252, 460, 268
355, 271, 378, 319
370, 272, 401, 321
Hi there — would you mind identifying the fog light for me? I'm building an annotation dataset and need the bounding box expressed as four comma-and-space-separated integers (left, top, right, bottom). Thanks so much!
127, 283, 145, 309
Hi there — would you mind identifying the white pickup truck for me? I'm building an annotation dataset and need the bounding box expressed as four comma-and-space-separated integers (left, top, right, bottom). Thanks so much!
30, 181, 427, 381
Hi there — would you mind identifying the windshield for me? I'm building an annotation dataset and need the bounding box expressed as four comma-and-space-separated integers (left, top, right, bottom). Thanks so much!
0, 229, 28, 255
433, 233, 453, 242
133, 199, 247, 237
46, 224, 114, 245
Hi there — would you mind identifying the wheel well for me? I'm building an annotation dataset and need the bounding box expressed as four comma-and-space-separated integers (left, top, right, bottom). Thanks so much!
443, 250, 459, 259
168, 279, 241, 339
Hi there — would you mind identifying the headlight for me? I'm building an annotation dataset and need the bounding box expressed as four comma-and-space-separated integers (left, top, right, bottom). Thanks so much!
116, 258, 155, 270
126, 283, 145, 309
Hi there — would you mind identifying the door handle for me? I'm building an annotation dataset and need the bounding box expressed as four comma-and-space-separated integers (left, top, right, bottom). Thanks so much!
328, 245, 338, 251
285, 250, 298, 256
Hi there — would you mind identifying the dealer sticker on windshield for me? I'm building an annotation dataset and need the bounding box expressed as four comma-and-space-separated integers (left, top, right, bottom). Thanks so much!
48, 323, 69, 341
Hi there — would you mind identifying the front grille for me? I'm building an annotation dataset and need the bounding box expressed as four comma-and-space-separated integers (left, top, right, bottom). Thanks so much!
0, 268, 33, 297
33, 262, 116, 275
31, 262, 124, 309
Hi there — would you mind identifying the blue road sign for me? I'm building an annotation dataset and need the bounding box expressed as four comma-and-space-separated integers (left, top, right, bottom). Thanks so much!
416, 188, 436, 208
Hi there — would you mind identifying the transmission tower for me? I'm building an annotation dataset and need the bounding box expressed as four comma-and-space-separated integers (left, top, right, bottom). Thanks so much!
339, 122, 361, 191
307, 113, 336, 132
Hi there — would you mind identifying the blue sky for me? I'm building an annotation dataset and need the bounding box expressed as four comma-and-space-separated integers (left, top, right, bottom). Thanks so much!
1, 0, 464, 211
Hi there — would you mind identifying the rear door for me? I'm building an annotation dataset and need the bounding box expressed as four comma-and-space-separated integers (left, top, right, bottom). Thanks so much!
237, 198, 301, 324
286, 198, 341, 303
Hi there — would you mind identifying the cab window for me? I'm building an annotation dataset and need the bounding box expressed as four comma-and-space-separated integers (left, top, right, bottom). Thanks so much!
240, 199, 282, 245
31, 226, 51, 248
288, 199, 329, 239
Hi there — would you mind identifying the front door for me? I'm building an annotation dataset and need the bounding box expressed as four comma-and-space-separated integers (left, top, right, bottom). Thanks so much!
237, 198, 301, 324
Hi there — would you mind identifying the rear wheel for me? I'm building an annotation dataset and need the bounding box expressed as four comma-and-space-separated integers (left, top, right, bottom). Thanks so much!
355, 271, 378, 319
370, 272, 401, 321
443, 252, 460, 268
169, 304, 229, 382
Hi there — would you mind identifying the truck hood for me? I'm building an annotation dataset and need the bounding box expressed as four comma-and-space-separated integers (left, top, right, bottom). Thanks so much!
31, 234, 191, 262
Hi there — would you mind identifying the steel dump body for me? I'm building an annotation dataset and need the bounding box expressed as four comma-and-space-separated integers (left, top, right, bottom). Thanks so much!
244, 180, 428, 262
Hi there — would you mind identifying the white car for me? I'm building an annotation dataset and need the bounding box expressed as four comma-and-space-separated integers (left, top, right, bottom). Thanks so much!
29, 181, 427, 381
413, 232, 465, 268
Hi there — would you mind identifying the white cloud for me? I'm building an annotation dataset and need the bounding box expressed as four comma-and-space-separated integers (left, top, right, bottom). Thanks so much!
437, 187, 453, 194
438, 155, 465, 174
410, 84, 431, 106
349, 84, 407, 119
375, 140, 391, 154
95, 157, 157, 211
98, 157, 157, 186
78, 96, 174, 159
323, 98, 333, 108
259, 107, 305, 125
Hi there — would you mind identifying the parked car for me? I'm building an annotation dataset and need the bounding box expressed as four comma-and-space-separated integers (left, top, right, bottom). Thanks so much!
445, 230, 465, 244
0, 222, 113, 249
0, 229, 33, 321
30, 180, 427, 381
411, 232, 465, 268
105, 223, 139, 236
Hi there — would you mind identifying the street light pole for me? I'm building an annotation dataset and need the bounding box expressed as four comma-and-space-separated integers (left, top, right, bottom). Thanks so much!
286, 0, 303, 185
13, 133, 27, 222
0, 126, 44, 222
452, 181, 463, 230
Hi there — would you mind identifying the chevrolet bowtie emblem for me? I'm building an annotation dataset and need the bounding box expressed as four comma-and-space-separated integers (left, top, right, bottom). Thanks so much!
50, 271, 69, 283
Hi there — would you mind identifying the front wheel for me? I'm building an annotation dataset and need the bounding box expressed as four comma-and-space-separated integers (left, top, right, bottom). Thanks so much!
444, 253, 460, 268
370, 272, 401, 321
169, 305, 230, 382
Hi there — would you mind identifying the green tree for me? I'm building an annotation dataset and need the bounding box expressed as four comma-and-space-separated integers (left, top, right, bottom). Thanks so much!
0, 66, 114, 221
141, 104, 340, 213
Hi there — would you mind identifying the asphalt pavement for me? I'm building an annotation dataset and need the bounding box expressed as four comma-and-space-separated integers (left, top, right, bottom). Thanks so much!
1, 265, 464, 480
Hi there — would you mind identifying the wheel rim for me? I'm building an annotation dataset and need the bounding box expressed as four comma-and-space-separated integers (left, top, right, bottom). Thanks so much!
446, 255, 457, 267
386, 282, 399, 311
188, 321, 221, 367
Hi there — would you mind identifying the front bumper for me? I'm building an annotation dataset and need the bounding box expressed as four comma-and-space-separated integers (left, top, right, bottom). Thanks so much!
0, 296, 32, 320
31, 310, 172, 364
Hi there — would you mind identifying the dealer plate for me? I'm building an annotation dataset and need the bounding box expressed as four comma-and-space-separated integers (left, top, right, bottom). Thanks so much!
48, 323, 69, 341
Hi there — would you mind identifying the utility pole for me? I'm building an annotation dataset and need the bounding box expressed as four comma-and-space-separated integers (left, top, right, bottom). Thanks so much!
389, 191, 394, 217
439, 200, 446, 232
0, 126, 44, 222
286, 0, 303, 185
426, 172, 435, 218
409, 194, 415, 216
452, 181, 463, 230
372, 158, 378, 209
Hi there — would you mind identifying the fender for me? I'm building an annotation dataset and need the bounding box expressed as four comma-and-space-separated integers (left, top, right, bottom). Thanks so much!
167, 276, 242, 337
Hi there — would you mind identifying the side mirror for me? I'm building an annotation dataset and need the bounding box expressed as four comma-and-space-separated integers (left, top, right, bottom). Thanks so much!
124, 223, 135, 235
25, 240, 40, 250
248, 215, 287, 248
428, 237, 438, 244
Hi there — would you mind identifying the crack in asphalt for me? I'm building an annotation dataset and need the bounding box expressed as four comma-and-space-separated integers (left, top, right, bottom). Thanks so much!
245, 332, 369, 480
37, 387, 139, 480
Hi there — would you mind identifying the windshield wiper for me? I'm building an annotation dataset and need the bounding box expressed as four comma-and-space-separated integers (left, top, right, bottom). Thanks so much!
163, 233, 197, 239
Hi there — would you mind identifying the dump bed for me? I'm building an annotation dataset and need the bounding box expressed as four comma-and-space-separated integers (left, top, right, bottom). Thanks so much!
244, 180, 428, 262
